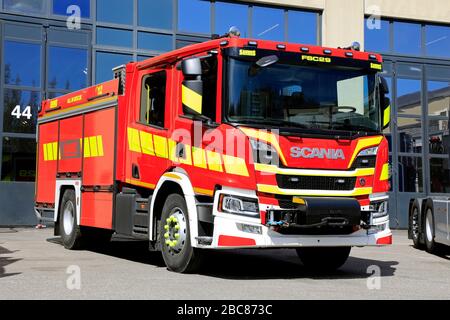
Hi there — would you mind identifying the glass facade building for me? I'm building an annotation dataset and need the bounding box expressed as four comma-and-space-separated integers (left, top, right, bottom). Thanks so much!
0, 0, 319, 225
0, 0, 449, 228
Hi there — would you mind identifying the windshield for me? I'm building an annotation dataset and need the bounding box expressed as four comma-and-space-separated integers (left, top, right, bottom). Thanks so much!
225, 57, 381, 134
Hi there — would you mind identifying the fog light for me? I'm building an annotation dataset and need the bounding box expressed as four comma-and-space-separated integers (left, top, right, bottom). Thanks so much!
236, 223, 262, 234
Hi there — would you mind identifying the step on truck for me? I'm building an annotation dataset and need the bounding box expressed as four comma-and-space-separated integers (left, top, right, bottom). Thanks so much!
35, 29, 392, 273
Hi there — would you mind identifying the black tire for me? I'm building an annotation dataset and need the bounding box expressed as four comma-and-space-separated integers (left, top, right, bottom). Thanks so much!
296, 247, 351, 272
59, 189, 84, 250
409, 203, 422, 249
423, 205, 437, 253
159, 194, 203, 273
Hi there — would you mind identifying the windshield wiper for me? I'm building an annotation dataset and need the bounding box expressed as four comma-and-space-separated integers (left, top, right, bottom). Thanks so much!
231, 118, 308, 129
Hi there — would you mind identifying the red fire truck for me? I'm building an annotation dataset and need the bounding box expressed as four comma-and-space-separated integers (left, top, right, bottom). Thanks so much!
35, 31, 392, 273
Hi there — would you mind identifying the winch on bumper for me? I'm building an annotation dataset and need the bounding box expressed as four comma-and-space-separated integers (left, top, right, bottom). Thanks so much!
267, 197, 362, 235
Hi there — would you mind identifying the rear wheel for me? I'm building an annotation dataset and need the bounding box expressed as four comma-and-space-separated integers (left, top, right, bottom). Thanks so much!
410, 204, 421, 249
159, 194, 203, 273
59, 189, 84, 249
296, 247, 351, 272
424, 207, 437, 253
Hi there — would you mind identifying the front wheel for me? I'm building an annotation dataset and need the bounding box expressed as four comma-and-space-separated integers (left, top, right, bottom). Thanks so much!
296, 247, 351, 271
159, 194, 203, 273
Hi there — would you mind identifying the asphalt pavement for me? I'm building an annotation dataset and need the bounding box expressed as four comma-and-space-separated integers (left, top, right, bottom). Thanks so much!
0, 228, 449, 300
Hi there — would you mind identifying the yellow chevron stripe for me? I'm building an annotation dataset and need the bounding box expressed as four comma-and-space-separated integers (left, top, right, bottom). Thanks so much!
192, 147, 207, 169
257, 184, 373, 197
380, 163, 390, 181
206, 150, 223, 172
153, 135, 168, 158
223, 154, 249, 177
97, 136, 104, 157
182, 84, 202, 114
255, 163, 375, 177
127, 127, 141, 153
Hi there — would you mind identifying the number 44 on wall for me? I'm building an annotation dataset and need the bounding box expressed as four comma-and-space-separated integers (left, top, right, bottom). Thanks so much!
11, 105, 32, 120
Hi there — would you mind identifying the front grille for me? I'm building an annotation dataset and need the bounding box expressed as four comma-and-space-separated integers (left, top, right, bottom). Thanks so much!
351, 156, 376, 169
276, 175, 356, 191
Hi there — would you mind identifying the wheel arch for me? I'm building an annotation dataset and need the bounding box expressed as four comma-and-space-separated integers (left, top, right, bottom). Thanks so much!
149, 171, 199, 245
54, 180, 82, 235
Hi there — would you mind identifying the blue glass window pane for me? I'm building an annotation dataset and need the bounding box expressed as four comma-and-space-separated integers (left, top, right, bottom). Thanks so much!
4, 41, 41, 87
425, 25, 450, 58
97, 28, 133, 48
138, 0, 173, 30
48, 47, 88, 91
253, 6, 284, 41
96, 52, 132, 84
215, 2, 248, 36
53, 0, 90, 18
138, 56, 153, 62
3, 89, 41, 134
178, 0, 210, 34
138, 32, 173, 52
97, 0, 133, 25
3, 0, 44, 14
394, 21, 422, 56
288, 10, 317, 45
364, 18, 390, 53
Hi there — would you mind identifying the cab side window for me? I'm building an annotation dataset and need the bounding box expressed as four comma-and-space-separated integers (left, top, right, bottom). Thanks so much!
140, 71, 166, 128
201, 55, 218, 121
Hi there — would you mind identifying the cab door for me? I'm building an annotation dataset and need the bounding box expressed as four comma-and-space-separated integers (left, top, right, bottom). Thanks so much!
126, 67, 173, 189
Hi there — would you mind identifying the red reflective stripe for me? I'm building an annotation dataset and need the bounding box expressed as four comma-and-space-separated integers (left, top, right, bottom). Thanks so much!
376, 235, 392, 245
218, 235, 256, 247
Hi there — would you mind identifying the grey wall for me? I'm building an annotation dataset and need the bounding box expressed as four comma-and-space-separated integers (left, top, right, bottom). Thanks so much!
0, 182, 37, 226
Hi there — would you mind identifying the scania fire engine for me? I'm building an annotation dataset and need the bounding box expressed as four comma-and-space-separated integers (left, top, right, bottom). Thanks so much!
35, 30, 392, 273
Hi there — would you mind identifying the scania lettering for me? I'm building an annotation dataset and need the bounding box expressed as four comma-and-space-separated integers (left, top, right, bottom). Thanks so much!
35, 29, 392, 273
290, 147, 345, 160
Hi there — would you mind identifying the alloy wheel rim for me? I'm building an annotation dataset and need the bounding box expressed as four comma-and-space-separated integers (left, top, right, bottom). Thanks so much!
163, 207, 187, 254
63, 201, 75, 235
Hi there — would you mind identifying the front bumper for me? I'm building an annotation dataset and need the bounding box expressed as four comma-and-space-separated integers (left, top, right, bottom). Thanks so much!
205, 187, 392, 249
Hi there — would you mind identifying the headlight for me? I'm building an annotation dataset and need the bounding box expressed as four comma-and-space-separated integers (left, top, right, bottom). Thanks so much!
357, 146, 378, 157
371, 200, 388, 218
249, 139, 280, 165
219, 194, 259, 217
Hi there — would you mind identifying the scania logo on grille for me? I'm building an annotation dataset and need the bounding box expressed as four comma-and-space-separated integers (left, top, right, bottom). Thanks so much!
290, 147, 345, 160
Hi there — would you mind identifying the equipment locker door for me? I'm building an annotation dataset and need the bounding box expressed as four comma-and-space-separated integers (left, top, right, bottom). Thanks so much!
80, 106, 116, 229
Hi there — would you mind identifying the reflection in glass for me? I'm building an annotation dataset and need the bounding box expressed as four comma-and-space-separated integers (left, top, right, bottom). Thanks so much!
53, 0, 90, 18
288, 10, 317, 45
382, 76, 392, 135
96, 27, 133, 48
138, 0, 173, 30
253, 6, 284, 41
1, 137, 36, 182
215, 1, 248, 36
49, 47, 88, 91
430, 158, 450, 193
425, 24, 450, 58
178, 0, 210, 34
394, 21, 421, 55
364, 18, 390, 53
427, 81, 450, 116
138, 32, 173, 52
4, 41, 41, 87
3, 89, 41, 134
398, 156, 423, 192
97, 0, 133, 25
4, 0, 44, 14
398, 118, 422, 153
96, 52, 132, 84
397, 79, 421, 115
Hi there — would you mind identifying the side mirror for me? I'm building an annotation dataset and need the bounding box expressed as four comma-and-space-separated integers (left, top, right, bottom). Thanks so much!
379, 76, 391, 130
381, 97, 391, 130
181, 57, 202, 77
181, 57, 203, 116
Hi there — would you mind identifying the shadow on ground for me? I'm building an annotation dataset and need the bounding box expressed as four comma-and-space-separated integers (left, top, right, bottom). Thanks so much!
0, 246, 21, 279
47, 236, 398, 280
408, 244, 450, 261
